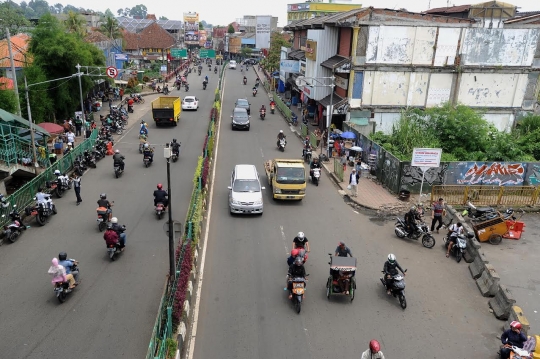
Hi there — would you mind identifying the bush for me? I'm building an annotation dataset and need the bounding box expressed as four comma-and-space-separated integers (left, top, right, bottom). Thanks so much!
172, 243, 192, 327
201, 157, 210, 188
142, 75, 150, 82
127, 77, 139, 88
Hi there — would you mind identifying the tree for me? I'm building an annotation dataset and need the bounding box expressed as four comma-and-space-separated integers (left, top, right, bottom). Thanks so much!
28, 13, 105, 120
241, 47, 252, 58
199, 22, 204, 30
99, 16, 122, 39
0, 89, 18, 114
64, 10, 86, 37
227, 24, 235, 34
263, 32, 291, 72
20, 65, 54, 124
129, 4, 147, 18
62, 4, 79, 14
26, 0, 50, 18
0, 1, 30, 34
104, 8, 115, 18
52, 3, 63, 14
117, 7, 129, 16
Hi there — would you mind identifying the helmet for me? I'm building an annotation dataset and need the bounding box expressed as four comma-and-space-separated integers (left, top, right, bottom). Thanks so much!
369, 340, 380, 353
54, 170, 61, 175
297, 232, 305, 241
510, 321, 522, 330
111, 217, 118, 224
58, 252, 67, 261
157, 183, 163, 190
172, 139, 177, 143
144, 144, 149, 148
387, 253, 396, 264
115, 149, 120, 153
294, 256, 303, 266
279, 130, 283, 133
410, 206, 417, 213
100, 193, 107, 199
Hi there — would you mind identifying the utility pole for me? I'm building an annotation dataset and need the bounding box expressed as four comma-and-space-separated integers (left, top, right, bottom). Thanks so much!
75, 64, 86, 134
6, 28, 22, 116
23, 76, 38, 167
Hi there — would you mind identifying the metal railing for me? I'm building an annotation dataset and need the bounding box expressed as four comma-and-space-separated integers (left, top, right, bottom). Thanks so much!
431, 185, 540, 206
0, 124, 50, 168
333, 158, 344, 182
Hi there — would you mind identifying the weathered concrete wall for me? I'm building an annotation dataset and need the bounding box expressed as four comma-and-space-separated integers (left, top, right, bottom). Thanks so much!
461, 28, 540, 67
457, 73, 528, 108
426, 73, 453, 106
433, 28, 461, 67
484, 113, 515, 132
372, 112, 400, 134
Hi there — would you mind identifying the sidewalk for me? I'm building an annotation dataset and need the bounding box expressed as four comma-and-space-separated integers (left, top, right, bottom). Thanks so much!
253, 66, 410, 212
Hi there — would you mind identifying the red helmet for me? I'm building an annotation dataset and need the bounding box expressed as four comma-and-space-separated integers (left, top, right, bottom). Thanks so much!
291, 249, 299, 257
157, 183, 163, 190
510, 321, 522, 330
369, 340, 380, 353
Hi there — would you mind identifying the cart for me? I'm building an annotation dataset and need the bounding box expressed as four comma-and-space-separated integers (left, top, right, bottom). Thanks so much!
471, 210, 525, 245
326, 255, 356, 302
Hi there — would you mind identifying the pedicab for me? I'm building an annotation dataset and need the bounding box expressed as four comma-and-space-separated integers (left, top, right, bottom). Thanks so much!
326, 255, 357, 302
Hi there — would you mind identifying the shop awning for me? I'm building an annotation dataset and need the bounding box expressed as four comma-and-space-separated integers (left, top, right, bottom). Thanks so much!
349, 110, 371, 126
0, 109, 50, 136
319, 93, 346, 108
288, 49, 305, 61
320, 55, 350, 70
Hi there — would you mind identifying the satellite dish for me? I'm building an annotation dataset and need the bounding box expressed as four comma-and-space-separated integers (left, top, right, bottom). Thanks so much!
295, 76, 306, 87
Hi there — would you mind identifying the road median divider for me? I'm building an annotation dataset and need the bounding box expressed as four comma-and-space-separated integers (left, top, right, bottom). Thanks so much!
489, 284, 516, 320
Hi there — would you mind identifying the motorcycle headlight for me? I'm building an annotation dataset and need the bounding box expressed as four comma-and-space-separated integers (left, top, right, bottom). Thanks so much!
274, 188, 281, 194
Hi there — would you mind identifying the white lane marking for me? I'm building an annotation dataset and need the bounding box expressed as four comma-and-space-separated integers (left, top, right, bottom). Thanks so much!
186, 74, 225, 359
280, 225, 289, 255
353, 210, 359, 214
260, 147, 264, 158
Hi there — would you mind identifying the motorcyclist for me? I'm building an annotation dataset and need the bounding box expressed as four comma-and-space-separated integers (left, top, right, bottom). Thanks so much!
97, 193, 113, 221
287, 256, 307, 300
260, 105, 266, 116
404, 206, 421, 235
361, 340, 385, 359
292, 231, 310, 252
243, 76, 247, 85
58, 252, 79, 283
48, 257, 76, 289
140, 120, 149, 136
445, 222, 464, 258
204, 75, 208, 83
214, 66, 217, 73
383, 254, 406, 295
500, 321, 527, 359
252, 86, 257, 95
139, 133, 148, 152
170, 139, 181, 157
277, 130, 286, 148
255, 78, 260, 87
53, 169, 69, 188
110, 217, 127, 248
153, 183, 169, 209
143, 143, 154, 163
309, 156, 321, 175
35, 187, 53, 210
127, 97, 134, 113
163, 84, 169, 94
270, 99, 276, 108
113, 149, 125, 171
104, 223, 123, 250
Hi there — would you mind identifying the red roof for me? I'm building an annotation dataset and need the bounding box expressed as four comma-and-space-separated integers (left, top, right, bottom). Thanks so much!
122, 23, 175, 51
0, 33, 31, 68
0, 77, 14, 90
424, 5, 471, 14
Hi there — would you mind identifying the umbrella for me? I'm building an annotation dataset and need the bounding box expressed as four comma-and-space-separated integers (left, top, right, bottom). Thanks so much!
38, 122, 64, 134
350, 146, 363, 152
340, 131, 356, 139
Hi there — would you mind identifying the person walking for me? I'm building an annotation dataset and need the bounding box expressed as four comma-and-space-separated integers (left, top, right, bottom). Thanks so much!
119, 87, 124, 102
66, 130, 75, 147
74, 116, 83, 137
348, 168, 359, 197
340, 153, 347, 172
72, 173, 82, 205
431, 197, 446, 233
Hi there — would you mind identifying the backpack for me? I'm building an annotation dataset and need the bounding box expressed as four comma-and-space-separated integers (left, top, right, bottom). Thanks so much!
75, 118, 83, 125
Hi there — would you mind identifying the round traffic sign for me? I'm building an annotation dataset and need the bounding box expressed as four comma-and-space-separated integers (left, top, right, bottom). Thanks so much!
106, 66, 118, 79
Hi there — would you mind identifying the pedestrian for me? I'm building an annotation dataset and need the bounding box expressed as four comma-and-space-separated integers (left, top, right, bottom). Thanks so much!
341, 153, 347, 172
72, 173, 82, 205
119, 87, 124, 102
66, 130, 75, 147
431, 197, 446, 233
348, 168, 359, 197
355, 158, 362, 176
74, 116, 83, 136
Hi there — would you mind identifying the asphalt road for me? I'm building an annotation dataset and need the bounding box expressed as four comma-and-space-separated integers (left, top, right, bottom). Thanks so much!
191, 67, 504, 359
0, 68, 217, 359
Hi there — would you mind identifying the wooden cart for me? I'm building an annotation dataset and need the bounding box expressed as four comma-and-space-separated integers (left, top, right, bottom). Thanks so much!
472, 214, 508, 245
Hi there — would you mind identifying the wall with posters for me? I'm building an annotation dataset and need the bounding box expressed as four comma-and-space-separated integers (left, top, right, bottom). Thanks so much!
183, 12, 199, 45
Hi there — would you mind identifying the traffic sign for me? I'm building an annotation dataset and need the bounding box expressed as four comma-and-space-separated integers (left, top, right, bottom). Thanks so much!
199, 49, 215, 58
106, 66, 118, 79
171, 49, 187, 58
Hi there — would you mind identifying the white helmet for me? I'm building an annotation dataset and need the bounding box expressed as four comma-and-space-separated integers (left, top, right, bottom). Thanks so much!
387, 253, 396, 263
54, 170, 61, 175
144, 143, 149, 148
111, 217, 118, 224
279, 130, 283, 133
115, 149, 120, 153
297, 232, 305, 241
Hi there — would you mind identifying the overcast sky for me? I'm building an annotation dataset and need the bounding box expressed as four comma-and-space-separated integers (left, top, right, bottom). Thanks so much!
24, 0, 540, 27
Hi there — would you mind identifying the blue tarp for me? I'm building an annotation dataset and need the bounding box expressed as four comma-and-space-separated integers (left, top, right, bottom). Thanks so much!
241, 38, 256, 45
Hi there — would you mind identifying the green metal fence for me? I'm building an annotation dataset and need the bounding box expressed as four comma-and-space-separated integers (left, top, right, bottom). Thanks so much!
0, 130, 98, 226
333, 158, 344, 182
0, 124, 50, 168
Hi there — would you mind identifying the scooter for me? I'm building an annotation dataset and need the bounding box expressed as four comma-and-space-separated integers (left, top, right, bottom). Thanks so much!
286, 275, 308, 314
310, 168, 321, 186
52, 261, 79, 303
278, 138, 286, 152
270, 104, 275, 114
380, 270, 407, 309
143, 155, 153, 168
26, 198, 57, 226
243, 78, 247, 85
443, 233, 474, 263
107, 242, 124, 261
185, 84, 189, 92
203, 81, 207, 90
303, 148, 312, 163
252, 89, 257, 97
114, 163, 124, 178
96, 207, 110, 232
1, 205, 27, 243
260, 109, 266, 120
155, 202, 165, 220
394, 218, 436, 248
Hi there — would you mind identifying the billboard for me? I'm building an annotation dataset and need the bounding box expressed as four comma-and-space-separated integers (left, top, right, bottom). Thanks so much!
184, 12, 199, 45
280, 60, 300, 74
256, 15, 271, 49
199, 29, 207, 47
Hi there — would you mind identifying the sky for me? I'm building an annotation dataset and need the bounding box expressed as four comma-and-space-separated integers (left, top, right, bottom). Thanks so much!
20, 0, 540, 27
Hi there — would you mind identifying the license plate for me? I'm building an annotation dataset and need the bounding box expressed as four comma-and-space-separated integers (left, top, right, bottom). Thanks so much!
287, 196, 295, 199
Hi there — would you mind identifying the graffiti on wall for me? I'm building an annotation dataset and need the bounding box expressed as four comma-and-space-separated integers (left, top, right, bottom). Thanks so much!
382, 153, 400, 193
527, 164, 540, 185
401, 164, 448, 188
457, 162, 525, 185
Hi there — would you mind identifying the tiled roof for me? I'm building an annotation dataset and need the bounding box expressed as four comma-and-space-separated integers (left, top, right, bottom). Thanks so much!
0, 33, 31, 68
288, 49, 305, 60
84, 31, 110, 43
122, 23, 175, 50
424, 5, 471, 14
0, 77, 14, 90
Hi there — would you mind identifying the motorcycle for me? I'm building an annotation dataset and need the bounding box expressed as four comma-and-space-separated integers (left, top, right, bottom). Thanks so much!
26, 199, 57, 226
270, 105, 275, 114
260, 110, 266, 120
380, 270, 407, 309
243, 78, 247, 85
185, 84, 189, 92
1, 205, 27, 243
143, 155, 153, 168
198, 70, 201, 76
107, 227, 126, 261
96, 207, 109, 232
52, 261, 79, 303
291, 113, 298, 126
278, 138, 286, 152
155, 202, 165, 220
443, 233, 474, 263
252, 89, 257, 97
171, 148, 179, 163
287, 275, 308, 314
214, 68, 217, 74
83, 150, 97, 168
114, 163, 124, 178
394, 218, 436, 248
73, 157, 86, 176
310, 168, 321, 186
303, 148, 312, 163
163, 87, 170, 95
462, 201, 498, 221
203, 81, 207, 90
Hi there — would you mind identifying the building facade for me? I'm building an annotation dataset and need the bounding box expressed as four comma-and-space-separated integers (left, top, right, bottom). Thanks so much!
236, 15, 278, 32
287, 1, 362, 24
285, 5, 540, 134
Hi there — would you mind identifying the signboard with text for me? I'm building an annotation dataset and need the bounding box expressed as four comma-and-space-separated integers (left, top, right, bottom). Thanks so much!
305, 40, 317, 61
171, 49, 187, 58
280, 60, 300, 74
256, 15, 271, 49
184, 12, 199, 45
411, 148, 442, 168
199, 49, 216, 58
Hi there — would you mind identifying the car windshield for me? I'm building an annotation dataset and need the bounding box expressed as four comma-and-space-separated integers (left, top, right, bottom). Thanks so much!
236, 99, 248, 107
185, 98, 194, 102
233, 112, 248, 122
233, 179, 260, 192
276, 167, 305, 184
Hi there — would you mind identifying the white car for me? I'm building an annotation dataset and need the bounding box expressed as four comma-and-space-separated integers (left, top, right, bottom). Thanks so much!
182, 96, 199, 111
229, 60, 237, 69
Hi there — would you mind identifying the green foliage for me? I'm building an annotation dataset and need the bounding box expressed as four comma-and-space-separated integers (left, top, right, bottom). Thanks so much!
262, 32, 291, 72
128, 4, 147, 18
0, 89, 18, 113
99, 16, 122, 39
63, 10, 86, 37
0, 2, 31, 34
159, 16, 168, 20
227, 24, 235, 34
165, 338, 177, 359
29, 13, 105, 120
20, 65, 54, 123
104, 8, 114, 18
241, 47, 252, 57
193, 156, 203, 187
199, 22, 204, 30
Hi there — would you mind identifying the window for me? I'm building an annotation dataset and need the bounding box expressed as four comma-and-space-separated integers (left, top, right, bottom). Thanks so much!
232, 179, 260, 192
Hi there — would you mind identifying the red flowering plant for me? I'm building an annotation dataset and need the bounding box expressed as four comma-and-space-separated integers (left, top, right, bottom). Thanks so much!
172, 243, 192, 327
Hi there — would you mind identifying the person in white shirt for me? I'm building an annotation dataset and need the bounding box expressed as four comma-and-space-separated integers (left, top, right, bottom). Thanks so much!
35, 187, 53, 210
361, 340, 385, 359
66, 130, 75, 146
349, 168, 359, 197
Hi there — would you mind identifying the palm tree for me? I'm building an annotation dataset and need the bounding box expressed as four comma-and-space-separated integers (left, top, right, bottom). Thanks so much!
99, 16, 123, 40
64, 10, 86, 37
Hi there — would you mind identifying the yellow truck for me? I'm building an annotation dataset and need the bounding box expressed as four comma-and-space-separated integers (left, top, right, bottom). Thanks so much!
151, 96, 181, 126
264, 159, 306, 200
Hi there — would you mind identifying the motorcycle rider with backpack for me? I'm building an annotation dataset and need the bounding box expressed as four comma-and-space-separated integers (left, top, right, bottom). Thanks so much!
383, 254, 406, 295
404, 206, 421, 235
445, 222, 464, 258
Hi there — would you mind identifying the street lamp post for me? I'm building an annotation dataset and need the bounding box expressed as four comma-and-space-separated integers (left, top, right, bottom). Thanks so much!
75, 64, 86, 135
23, 76, 38, 167
164, 144, 176, 282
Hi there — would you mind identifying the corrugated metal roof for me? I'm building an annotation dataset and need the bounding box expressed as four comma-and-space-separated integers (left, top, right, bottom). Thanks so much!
505, 12, 540, 23
320, 55, 350, 69
424, 5, 471, 14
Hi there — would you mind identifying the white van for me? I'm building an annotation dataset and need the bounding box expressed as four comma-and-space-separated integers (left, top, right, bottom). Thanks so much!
229, 60, 237, 69
228, 164, 264, 214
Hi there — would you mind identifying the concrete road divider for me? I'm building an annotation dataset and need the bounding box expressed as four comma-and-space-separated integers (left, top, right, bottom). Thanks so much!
469, 251, 489, 279
176, 322, 187, 358
464, 239, 479, 263
475, 263, 500, 297
489, 284, 516, 320
503, 306, 530, 335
